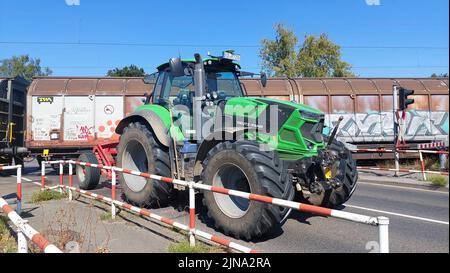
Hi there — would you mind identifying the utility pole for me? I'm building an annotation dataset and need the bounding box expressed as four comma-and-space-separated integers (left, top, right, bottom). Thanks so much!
393, 85, 400, 177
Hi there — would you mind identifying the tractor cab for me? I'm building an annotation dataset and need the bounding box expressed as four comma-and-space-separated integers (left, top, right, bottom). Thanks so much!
145, 51, 252, 110
143, 51, 267, 142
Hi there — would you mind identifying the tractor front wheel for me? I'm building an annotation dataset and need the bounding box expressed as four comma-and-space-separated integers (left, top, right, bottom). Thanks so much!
116, 122, 172, 207
201, 141, 295, 240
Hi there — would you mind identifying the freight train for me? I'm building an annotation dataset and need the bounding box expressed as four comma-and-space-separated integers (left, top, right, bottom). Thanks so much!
0, 76, 28, 167
1, 76, 449, 165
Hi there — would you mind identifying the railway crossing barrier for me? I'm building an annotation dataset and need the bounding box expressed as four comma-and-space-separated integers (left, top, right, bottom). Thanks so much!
353, 148, 449, 180
0, 165, 62, 253
37, 160, 391, 253
0, 165, 22, 214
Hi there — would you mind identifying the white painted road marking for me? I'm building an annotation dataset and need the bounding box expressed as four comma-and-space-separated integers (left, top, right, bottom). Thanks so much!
345, 204, 449, 225
12, 175, 33, 182
358, 181, 449, 194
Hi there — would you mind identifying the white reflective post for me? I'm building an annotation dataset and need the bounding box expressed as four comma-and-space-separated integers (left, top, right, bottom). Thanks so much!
111, 169, 116, 219
378, 216, 390, 253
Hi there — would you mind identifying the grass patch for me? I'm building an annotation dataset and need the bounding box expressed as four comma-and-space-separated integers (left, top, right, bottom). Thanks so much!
0, 215, 17, 253
31, 190, 68, 203
99, 211, 118, 222
168, 241, 225, 253
427, 175, 449, 187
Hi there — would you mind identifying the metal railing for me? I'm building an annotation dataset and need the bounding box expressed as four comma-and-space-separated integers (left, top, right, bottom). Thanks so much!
353, 148, 449, 180
0, 165, 62, 253
40, 160, 390, 253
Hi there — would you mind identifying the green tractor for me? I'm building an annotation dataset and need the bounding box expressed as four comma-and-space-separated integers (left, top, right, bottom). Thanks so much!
114, 52, 358, 240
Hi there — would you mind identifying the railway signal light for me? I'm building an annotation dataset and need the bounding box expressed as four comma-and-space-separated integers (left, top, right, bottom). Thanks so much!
399, 88, 414, 110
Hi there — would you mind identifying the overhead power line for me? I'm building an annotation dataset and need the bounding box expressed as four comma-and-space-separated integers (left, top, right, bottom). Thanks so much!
0, 41, 448, 50
43, 65, 449, 70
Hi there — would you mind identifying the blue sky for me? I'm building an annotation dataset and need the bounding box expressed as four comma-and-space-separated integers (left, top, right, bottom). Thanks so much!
0, 0, 448, 77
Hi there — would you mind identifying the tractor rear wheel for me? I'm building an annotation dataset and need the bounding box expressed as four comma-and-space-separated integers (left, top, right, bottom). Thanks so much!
296, 138, 358, 208
116, 122, 172, 207
201, 141, 295, 240
75, 153, 101, 190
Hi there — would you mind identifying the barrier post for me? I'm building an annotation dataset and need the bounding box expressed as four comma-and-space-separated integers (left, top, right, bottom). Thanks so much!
188, 182, 196, 247
17, 228, 28, 253
378, 216, 390, 253
16, 165, 22, 215
419, 150, 427, 181
68, 162, 73, 201
41, 161, 46, 191
111, 168, 116, 219
59, 161, 63, 193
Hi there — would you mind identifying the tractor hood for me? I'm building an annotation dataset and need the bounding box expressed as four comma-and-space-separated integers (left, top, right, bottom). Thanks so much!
222, 96, 326, 160
224, 97, 324, 122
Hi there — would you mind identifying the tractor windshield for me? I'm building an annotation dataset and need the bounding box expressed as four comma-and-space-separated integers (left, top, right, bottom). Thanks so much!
206, 71, 243, 99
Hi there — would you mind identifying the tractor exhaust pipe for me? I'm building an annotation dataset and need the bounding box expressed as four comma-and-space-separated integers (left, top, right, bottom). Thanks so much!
193, 53, 206, 141
328, 116, 343, 146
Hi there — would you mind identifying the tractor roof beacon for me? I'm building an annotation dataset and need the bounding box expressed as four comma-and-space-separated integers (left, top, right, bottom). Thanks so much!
106, 52, 358, 239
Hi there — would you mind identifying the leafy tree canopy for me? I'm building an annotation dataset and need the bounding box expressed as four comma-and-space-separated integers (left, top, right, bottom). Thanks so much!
107, 65, 146, 77
0, 55, 52, 81
260, 24, 354, 78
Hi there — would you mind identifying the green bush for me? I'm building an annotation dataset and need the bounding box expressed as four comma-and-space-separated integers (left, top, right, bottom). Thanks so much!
427, 175, 449, 187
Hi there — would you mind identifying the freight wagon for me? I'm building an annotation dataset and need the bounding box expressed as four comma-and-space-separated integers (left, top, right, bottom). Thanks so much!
25, 76, 449, 162
0, 76, 28, 167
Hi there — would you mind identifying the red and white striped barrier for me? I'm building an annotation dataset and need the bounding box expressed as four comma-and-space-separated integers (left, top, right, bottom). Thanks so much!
0, 165, 22, 214
418, 141, 447, 150
353, 148, 449, 180
61, 160, 389, 253
353, 148, 449, 155
0, 197, 62, 253
357, 166, 449, 176
58, 184, 256, 253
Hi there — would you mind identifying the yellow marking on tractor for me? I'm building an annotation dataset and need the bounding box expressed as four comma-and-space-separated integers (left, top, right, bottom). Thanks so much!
325, 167, 332, 179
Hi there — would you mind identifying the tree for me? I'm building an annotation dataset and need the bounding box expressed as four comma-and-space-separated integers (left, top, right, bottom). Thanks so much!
260, 24, 299, 78
431, 73, 448, 78
260, 24, 354, 77
0, 55, 52, 81
107, 65, 146, 77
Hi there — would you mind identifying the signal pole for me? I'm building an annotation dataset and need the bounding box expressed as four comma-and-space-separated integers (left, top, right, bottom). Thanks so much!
393, 85, 400, 177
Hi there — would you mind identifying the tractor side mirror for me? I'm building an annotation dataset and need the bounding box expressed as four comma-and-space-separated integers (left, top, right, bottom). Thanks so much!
169, 58, 184, 77
260, 72, 267, 88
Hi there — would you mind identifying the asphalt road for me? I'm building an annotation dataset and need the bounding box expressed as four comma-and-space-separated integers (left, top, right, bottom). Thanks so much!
1, 162, 448, 253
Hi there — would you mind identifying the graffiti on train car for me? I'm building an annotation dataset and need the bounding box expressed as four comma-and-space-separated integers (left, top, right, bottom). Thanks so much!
328, 110, 449, 142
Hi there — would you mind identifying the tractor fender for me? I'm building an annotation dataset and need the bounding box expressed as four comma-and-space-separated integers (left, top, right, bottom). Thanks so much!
193, 127, 248, 178
115, 110, 170, 147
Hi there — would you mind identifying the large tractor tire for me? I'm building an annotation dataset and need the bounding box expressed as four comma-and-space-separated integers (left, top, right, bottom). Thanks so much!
297, 138, 358, 208
201, 141, 295, 240
116, 122, 172, 207
75, 153, 101, 190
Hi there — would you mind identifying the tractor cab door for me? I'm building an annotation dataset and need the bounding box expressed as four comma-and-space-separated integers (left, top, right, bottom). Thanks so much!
154, 72, 195, 140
